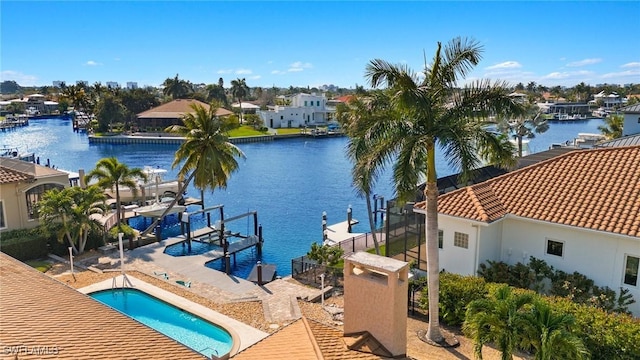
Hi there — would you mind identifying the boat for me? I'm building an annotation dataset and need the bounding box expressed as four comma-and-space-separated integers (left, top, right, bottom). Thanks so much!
103, 166, 182, 203
134, 199, 186, 218
0, 146, 36, 162
574, 133, 606, 148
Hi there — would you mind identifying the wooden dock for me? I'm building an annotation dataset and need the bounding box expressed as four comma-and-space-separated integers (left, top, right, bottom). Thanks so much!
200, 235, 261, 262
324, 219, 362, 245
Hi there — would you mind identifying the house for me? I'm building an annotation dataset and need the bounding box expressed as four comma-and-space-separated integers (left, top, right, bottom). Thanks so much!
0, 252, 204, 359
0, 158, 70, 233
590, 91, 625, 108
413, 146, 640, 315
257, 93, 335, 129
620, 104, 640, 137
508, 92, 528, 104
136, 99, 233, 130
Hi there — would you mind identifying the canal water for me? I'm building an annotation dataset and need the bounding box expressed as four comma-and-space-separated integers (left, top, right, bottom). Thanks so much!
0, 117, 603, 277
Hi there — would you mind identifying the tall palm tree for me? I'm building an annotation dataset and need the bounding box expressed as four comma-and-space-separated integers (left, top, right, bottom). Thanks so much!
363, 37, 522, 343
521, 302, 589, 360
496, 102, 548, 157
598, 114, 624, 139
141, 102, 245, 236
85, 157, 148, 229
463, 286, 534, 360
337, 92, 394, 254
162, 74, 192, 99
230, 78, 249, 123
38, 187, 76, 253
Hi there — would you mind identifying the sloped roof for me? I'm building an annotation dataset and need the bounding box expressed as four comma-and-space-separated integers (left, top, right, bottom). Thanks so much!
0, 164, 32, 184
0, 253, 205, 359
415, 146, 640, 237
620, 104, 640, 113
0, 157, 66, 183
595, 134, 640, 148
137, 99, 233, 118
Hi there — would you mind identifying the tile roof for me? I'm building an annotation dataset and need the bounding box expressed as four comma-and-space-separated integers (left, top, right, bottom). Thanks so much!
596, 134, 640, 148
0, 253, 205, 359
137, 99, 233, 118
0, 158, 68, 184
620, 104, 640, 113
415, 146, 640, 237
233, 318, 395, 360
0, 164, 32, 184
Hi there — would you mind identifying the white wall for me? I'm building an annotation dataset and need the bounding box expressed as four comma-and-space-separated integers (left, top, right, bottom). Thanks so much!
622, 112, 640, 136
437, 216, 478, 276
257, 93, 333, 128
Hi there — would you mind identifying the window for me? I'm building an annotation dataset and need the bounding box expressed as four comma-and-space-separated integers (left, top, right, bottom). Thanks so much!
0, 200, 5, 228
280, 116, 283, 120
438, 229, 443, 249
25, 183, 64, 220
546, 239, 564, 257
316, 101, 320, 106
624, 255, 639, 286
453, 232, 468, 249
304, 101, 307, 106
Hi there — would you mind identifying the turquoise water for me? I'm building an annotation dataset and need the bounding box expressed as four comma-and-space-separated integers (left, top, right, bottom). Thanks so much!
164, 240, 221, 256
90, 288, 233, 357
0, 117, 603, 277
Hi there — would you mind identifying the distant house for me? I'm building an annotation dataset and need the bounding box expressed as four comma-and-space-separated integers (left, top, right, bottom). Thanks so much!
136, 99, 233, 130
414, 146, 640, 315
0, 158, 70, 232
508, 92, 528, 104
620, 104, 640, 137
590, 91, 624, 108
257, 93, 335, 129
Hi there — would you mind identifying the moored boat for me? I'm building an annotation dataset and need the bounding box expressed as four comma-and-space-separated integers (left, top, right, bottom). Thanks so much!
103, 166, 182, 203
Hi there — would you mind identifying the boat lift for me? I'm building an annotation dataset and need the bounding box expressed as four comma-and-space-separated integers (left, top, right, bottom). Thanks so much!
180, 204, 263, 274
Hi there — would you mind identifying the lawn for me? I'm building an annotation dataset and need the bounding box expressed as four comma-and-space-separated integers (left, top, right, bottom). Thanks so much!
26, 260, 53, 273
228, 126, 268, 137
275, 128, 302, 135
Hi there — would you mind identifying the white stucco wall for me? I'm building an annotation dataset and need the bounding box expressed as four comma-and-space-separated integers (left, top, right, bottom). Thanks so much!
622, 112, 640, 136
437, 216, 478, 276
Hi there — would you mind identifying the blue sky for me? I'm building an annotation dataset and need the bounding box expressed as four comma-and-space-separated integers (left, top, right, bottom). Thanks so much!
2, 1, 639, 89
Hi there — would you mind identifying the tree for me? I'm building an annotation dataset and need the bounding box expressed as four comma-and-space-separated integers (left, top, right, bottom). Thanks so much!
0, 80, 20, 94
496, 102, 548, 157
85, 157, 148, 229
205, 84, 228, 107
598, 114, 624, 139
337, 93, 393, 255
94, 93, 126, 132
162, 74, 192, 99
230, 78, 249, 123
363, 37, 521, 343
39, 186, 107, 254
141, 102, 245, 235
521, 302, 589, 360
463, 286, 534, 360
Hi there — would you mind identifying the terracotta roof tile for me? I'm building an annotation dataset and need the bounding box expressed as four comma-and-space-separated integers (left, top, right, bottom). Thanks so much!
0, 253, 205, 359
233, 319, 321, 360
137, 99, 232, 118
0, 165, 32, 184
416, 146, 640, 237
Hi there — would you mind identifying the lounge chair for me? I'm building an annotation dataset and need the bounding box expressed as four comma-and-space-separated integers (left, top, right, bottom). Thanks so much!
154, 271, 169, 280
176, 280, 191, 288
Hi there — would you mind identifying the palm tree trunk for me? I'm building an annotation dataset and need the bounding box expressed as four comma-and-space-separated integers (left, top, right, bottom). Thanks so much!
140, 171, 196, 236
517, 136, 523, 158
238, 99, 243, 123
365, 191, 380, 255
425, 145, 444, 342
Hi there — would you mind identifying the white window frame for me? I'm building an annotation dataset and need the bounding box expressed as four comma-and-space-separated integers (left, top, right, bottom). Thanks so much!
438, 229, 443, 249
623, 254, 639, 287
453, 232, 469, 249
545, 238, 564, 258
0, 200, 6, 229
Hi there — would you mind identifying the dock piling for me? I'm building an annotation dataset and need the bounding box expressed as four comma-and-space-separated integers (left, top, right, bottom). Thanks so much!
347, 205, 353, 233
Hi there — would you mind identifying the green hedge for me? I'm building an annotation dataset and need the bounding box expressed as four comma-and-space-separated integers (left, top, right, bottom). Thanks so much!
419, 274, 640, 359
0, 227, 51, 260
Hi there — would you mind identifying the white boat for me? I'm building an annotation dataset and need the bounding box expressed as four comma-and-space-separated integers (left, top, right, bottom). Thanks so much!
103, 166, 182, 203
134, 200, 186, 218
0, 146, 36, 162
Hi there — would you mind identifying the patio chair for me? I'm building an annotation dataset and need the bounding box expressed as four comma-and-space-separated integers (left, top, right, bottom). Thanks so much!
154, 271, 169, 280
176, 280, 191, 288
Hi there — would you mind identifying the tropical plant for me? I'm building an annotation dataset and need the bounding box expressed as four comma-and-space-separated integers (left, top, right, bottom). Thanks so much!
307, 242, 344, 267
94, 93, 126, 132
141, 102, 245, 235
496, 102, 548, 157
230, 78, 250, 123
38, 186, 107, 254
162, 74, 192, 99
84, 157, 148, 229
206, 83, 228, 107
520, 301, 590, 360
598, 114, 624, 140
362, 37, 522, 342
463, 285, 535, 360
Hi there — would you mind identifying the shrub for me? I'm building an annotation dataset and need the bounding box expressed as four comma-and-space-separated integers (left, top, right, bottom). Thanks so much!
420, 272, 488, 325
0, 226, 51, 260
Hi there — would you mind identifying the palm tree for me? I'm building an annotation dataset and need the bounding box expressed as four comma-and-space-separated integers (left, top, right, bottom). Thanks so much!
68, 186, 108, 253
38, 187, 76, 253
140, 102, 245, 236
463, 286, 534, 360
496, 102, 548, 157
337, 93, 394, 254
363, 37, 521, 343
162, 74, 192, 99
230, 78, 249, 123
598, 114, 624, 139
85, 157, 148, 229
521, 302, 589, 360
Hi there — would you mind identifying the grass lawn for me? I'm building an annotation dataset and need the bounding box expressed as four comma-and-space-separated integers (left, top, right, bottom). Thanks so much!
276, 128, 302, 135
26, 260, 53, 273
228, 126, 268, 137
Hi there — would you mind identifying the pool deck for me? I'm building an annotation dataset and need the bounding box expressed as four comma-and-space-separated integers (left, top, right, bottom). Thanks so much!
79, 275, 269, 356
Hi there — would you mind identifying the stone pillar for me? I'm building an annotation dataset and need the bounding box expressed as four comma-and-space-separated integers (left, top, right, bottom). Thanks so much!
343, 252, 408, 358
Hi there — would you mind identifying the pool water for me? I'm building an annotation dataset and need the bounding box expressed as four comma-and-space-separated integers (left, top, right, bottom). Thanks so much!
90, 288, 233, 358
164, 240, 221, 256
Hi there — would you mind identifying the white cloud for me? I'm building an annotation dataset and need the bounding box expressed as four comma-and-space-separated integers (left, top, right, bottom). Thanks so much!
249, 75, 261, 80
235, 69, 252, 75
541, 70, 593, 80
621, 62, 640, 68
288, 61, 313, 72
0, 70, 39, 86
217, 69, 233, 74
85, 60, 101, 66
485, 61, 522, 70
271, 70, 286, 75
600, 69, 640, 79
566, 58, 602, 67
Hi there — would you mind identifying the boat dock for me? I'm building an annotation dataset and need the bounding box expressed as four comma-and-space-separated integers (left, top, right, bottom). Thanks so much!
0, 115, 29, 131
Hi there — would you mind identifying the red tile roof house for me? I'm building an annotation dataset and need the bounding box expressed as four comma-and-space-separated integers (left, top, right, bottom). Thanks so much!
136, 99, 233, 131
414, 145, 640, 315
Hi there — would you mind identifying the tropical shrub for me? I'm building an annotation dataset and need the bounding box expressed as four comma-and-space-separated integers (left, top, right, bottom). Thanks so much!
419, 272, 488, 325
0, 227, 50, 260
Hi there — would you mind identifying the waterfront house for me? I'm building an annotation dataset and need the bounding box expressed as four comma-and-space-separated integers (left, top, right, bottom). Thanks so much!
620, 103, 640, 136
0, 158, 69, 232
590, 91, 625, 108
414, 146, 640, 315
136, 99, 233, 130
257, 93, 335, 129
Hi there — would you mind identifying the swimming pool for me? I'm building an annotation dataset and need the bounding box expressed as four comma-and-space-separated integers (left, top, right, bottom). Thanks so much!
90, 288, 233, 358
